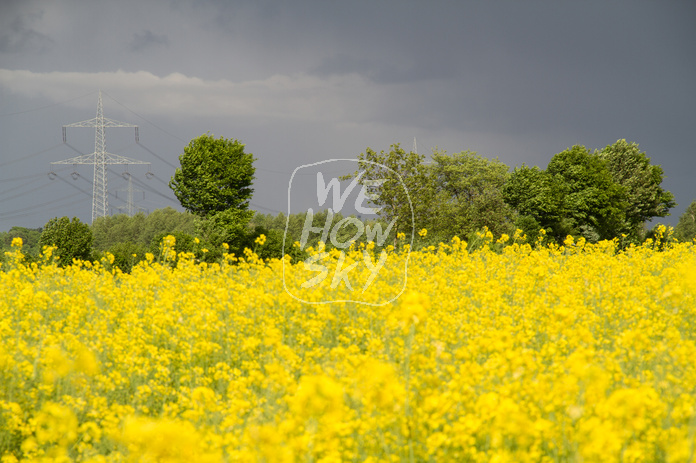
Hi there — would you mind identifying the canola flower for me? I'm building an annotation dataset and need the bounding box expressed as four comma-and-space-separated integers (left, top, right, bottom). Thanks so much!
0, 233, 695, 462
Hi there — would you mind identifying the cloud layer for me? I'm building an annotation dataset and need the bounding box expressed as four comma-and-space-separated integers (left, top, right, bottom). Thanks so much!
0, 68, 388, 122
1, 0, 694, 230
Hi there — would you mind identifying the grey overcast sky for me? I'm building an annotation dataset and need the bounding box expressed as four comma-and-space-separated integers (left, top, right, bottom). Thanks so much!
1, 0, 695, 232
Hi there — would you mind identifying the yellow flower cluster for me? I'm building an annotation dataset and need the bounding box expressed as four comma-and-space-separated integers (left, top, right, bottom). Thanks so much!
1, 237, 695, 462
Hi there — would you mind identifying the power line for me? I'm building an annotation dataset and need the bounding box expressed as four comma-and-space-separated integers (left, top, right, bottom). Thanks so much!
112, 142, 137, 154
95, 93, 326, 178
0, 179, 53, 204
135, 142, 178, 170
0, 197, 87, 222
0, 166, 70, 183
107, 168, 178, 205
101, 91, 188, 144
69, 171, 123, 202
130, 170, 283, 214
130, 177, 178, 205
149, 172, 172, 188
0, 176, 45, 198
0, 191, 85, 219
54, 173, 95, 197
64, 142, 86, 156
138, 197, 175, 209
0, 143, 65, 168
108, 169, 282, 214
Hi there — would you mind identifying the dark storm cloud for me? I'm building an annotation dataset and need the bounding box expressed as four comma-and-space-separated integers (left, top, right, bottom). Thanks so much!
299, 1, 696, 134
0, 0, 695, 229
129, 30, 170, 53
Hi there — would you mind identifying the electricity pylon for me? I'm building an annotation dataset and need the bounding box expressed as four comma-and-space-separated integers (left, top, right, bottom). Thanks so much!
115, 171, 145, 216
52, 90, 150, 223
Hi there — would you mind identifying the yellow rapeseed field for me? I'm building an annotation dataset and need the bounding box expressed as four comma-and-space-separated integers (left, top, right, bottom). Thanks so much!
1, 228, 696, 462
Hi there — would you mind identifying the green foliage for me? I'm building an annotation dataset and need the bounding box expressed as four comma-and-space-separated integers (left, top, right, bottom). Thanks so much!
0, 227, 42, 259
90, 208, 196, 270
91, 208, 195, 251
91, 213, 144, 250
644, 223, 678, 251
149, 231, 197, 262
169, 134, 256, 217
340, 145, 532, 249
546, 145, 626, 241
249, 212, 288, 233
597, 139, 676, 240
247, 214, 302, 260
343, 144, 520, 244
505, 146, 634, 243
248, 227, 303, 262
342, 144, 430, 238
430, 150, 515, 238
675, 200, 696, 242
39, 217, 93, 266
504, 165, 565, 229
195, 208, 255, 261
167, 133, 256, 262
249, 210, 398, 260
514, 215, 543, 244
506, 141, 676, 244
2, 136, 677, 270
105, 242, 149, 273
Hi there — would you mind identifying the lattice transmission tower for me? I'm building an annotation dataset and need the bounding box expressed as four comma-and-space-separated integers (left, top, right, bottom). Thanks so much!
52, 90, 150, 223
114, 171, 146, 216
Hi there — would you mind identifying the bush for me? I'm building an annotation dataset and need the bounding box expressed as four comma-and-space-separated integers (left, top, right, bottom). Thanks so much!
39, 217, 93, 267
149, 232, 196, 263
108, 242, 149, 273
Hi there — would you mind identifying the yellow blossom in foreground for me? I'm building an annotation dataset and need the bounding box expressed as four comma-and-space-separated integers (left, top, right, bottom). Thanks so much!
119, 416, 221, 462
0, 237, 695, 462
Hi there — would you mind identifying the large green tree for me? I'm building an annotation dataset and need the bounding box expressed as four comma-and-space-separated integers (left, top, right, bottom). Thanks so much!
170, 134, 256, 217
546, 145, 626, 241
597, 139, 676, 239
504, 165, 565, 228
342, 144, 433, 239
505, 146, 626, 242
344, 144, 521, 242
430, 150, 515, 238
39, 217, 93, 266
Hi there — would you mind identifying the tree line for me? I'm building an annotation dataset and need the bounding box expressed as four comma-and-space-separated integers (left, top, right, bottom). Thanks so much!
3, 134, 696, 271
0, 208, 396, 271
345, 139, 679, 246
